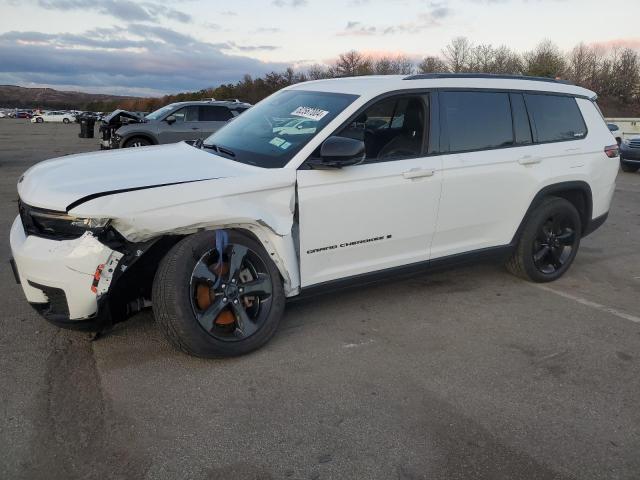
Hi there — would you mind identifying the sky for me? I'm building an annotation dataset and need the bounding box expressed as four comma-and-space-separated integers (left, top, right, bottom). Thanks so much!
0, 0, 638, 96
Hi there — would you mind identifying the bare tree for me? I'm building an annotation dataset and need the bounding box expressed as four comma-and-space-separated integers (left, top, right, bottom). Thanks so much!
373, 55, 415, 75
417, 56, 449, 73
306, 64, 330, 80
523, 40, 566, 78
491, 46, 522, 74
334, 50, 373, 76
442, 37, 473, 73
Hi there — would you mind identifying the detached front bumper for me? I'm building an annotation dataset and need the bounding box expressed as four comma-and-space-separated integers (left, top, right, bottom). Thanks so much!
9, 216, 117, 330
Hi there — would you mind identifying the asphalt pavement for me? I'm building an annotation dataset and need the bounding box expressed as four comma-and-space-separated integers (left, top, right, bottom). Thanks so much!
1, 119, 639, 480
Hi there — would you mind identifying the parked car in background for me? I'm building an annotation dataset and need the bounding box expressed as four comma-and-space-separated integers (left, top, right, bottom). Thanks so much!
0, 111, 6, 119
619, 136, 640, 172
10, 74, 618, 358
608, 123, 622, 144
14, 110, 32, 119
31, 111, 76, 124
101, 100, 251, 149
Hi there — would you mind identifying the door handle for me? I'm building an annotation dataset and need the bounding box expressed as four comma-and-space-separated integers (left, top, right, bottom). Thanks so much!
402, 168, 435, 179
518, 155, 542, 165
191, 127, 199, 130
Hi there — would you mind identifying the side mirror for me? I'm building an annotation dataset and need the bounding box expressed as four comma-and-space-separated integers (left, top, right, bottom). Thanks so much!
165, 115, 176, 125
307, 136, 365, 169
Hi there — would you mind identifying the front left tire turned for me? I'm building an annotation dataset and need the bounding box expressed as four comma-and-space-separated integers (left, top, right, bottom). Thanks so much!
152, 230, 285, 358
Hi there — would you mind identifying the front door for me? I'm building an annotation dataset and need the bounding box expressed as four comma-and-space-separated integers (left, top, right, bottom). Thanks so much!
159, 106, 201, 143
296, 94, 443, 287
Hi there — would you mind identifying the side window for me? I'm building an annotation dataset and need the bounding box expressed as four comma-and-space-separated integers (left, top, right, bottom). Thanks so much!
171, 106, 199, 122
510, 93, 533, 145
337, 94, 429, 163
441, 91, 513, 152
524, 94, 587, 142
200, 106, 233, 121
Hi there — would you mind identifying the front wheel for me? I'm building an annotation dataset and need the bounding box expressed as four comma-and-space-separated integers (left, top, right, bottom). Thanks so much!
152, 230, 285, 357
36, 117, 43, 123
506, 197, 581, 282
63, 118, 70, 124
123, 137, 151, 148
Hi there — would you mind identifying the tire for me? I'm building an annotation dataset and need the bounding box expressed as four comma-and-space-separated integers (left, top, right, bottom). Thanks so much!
152, 230, 285, 358
36, 117, 43, 123
63, 118, 70, 124
506, 196, 581, 282
620, 161, 639, 173
123, 137, 151, 148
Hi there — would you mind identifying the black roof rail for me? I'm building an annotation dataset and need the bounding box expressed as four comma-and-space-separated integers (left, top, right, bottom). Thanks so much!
403, 73, 574, 85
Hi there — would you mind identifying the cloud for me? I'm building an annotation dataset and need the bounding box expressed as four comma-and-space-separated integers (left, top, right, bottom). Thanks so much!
36, 0, 192, 23
272, 0, 308, 7
339, 4, 452, 36
588, 37, 640, 52
253, 27, 282, 34
0, 26, 287, 95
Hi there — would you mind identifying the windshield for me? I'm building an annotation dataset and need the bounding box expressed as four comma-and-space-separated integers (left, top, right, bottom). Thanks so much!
203, 90, 359, 168
145, 104, 176, 120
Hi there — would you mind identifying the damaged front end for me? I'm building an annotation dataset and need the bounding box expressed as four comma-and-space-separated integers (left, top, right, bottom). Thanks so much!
12, 201, 183, 332
99, 109, 145, 150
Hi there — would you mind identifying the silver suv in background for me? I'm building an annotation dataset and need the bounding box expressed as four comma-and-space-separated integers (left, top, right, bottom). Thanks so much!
101, 100, 251, 149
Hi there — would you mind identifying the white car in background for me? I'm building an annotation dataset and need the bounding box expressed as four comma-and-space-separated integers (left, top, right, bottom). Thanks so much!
31, 111, 76, 124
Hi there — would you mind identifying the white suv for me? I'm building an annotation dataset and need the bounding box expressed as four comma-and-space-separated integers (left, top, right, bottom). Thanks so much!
10, 74, 619, 357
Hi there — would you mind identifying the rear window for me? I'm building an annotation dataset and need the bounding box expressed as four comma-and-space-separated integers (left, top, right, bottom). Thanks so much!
200, 106, 233, 121
524, 94, 587, 143
441, 91, 513, 152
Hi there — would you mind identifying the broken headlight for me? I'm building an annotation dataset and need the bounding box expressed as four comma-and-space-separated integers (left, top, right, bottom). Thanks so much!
19, 202, 110, 240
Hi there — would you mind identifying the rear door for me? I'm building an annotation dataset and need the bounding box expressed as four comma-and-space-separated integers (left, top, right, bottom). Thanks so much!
297, 93, 443, 286
431, 90, 551, 259
199, 105, 234, 137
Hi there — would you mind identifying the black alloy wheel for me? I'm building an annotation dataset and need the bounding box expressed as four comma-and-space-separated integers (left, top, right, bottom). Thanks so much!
532, 214, 577, 275
189, 244, 273, 341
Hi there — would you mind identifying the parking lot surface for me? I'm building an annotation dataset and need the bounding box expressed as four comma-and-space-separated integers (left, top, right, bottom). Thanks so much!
1, 119, 639, 480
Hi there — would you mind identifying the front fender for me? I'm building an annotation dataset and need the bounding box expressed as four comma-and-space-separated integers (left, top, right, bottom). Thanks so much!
68, 170, 300, 295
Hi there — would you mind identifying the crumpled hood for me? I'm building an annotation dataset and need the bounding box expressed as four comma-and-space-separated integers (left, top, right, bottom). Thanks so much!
18, 142, 263, 212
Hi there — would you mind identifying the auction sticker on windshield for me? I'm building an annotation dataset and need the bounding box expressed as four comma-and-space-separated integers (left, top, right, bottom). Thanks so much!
291, 107, 329, 121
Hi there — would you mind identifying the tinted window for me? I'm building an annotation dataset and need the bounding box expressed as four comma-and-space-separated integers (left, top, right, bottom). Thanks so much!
524, 94, 586, 142
171, 106, 198, 122
510, 93, 532, 145
441, 91, 513, 152
337, 95, 428, 163
200, 106, 233, 121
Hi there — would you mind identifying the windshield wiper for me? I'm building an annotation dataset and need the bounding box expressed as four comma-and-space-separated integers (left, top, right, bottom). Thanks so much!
202, 143, 236, 158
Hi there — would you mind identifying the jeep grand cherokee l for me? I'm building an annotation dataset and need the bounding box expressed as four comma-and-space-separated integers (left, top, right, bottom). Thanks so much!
10, 74, 619, 357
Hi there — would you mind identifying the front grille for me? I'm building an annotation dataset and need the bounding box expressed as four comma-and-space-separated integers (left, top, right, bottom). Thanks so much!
28, 281, 70, 318
628, 140, 640, 149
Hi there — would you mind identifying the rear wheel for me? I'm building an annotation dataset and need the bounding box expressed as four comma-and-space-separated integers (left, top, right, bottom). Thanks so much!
36, 117, 43, 123
63, 118, 70, 124
123, 136, 151, 148
152, 230, 285, 357
506, 197, 581, 282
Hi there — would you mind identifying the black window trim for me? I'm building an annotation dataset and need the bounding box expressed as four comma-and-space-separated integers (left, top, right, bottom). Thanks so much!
301, 88, 438, 169
438, 88, 589, 155
522, 92, 589, 146
300, 86, 589, 170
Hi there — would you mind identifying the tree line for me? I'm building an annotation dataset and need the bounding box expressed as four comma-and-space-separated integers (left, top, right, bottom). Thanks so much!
89, 37, 640, 117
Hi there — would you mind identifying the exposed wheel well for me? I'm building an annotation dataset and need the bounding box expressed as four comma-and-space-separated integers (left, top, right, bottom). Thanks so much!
106, 227, 274, 324
512, 182, 592, 245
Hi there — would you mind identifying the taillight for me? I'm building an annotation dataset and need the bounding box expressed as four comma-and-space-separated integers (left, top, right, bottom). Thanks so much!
604, 145, 619, 158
